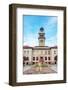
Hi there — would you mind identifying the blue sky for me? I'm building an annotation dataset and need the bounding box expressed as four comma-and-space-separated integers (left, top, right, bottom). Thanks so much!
23, 15, 57, 47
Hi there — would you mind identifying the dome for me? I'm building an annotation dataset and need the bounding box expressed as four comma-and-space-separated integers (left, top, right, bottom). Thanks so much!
40, 27, 44, 32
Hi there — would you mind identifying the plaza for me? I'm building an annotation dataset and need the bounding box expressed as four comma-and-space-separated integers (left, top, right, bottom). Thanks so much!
23, 64, 57, 74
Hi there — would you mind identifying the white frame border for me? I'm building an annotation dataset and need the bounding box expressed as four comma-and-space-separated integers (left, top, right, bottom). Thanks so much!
16, 8, 64, 82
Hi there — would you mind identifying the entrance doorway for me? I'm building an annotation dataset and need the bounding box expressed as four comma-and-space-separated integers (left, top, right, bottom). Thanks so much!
40, 57, 44, 63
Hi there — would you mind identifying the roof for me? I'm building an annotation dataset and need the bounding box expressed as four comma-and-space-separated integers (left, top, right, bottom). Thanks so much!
23, 46, 33, 49
33, 46, 51, 50
50, 46, 57, 49
23, 46, 57, 49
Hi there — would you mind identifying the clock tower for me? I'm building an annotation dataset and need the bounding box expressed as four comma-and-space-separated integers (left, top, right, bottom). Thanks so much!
38, 27, 45, 46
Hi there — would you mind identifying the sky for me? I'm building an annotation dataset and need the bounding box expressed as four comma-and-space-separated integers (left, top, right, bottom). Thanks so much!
23, 15, 57, 47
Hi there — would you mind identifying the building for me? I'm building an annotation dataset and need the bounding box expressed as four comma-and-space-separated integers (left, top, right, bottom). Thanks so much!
23, 27, 57, 65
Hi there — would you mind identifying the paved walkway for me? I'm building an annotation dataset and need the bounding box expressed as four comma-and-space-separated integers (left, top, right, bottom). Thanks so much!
23, 65, 57, 74
49, 64, 57, 72
23, 65, 32, 72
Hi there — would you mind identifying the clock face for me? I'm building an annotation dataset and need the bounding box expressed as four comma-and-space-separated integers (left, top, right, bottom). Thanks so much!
40, 40, 43, 42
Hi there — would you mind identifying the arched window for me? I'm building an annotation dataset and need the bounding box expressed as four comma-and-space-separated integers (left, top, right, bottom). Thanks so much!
23, 56, 29, 60
36, 57, 38, 60
45, 51, 47, 55
26, 57, 29, 60
48, 57, 50, 60
33, 57, 35, 60
54, 56, 57, 61
48, 51, 50, 54
54, 56, 57, 64
45, 57, 47, 60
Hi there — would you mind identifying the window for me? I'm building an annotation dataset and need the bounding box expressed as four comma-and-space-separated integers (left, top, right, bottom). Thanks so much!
48, 51, 50, 54
54, 51, 56, 54
33, 57, 35, 60
23, 56, 29, 60
55, 62, 57, 64
27, 51, 29, 54
48, 57, 50, 60
49, 62, 51, 64
40, 57, 43, 59
36, 57, 38, 60
33, 50, 35, 54
45, 57, 47, 60
41, 50, 44, 54
54, 56, 57, 60
32, 62, 35, 64
26, 62, 28, 65
26, 57, 29, 60
23, 56, 26, 60
24, 51, 26, 54
45, 51, 47, 55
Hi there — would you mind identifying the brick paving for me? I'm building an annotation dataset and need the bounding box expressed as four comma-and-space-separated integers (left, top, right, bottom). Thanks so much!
23, 65, 57, 74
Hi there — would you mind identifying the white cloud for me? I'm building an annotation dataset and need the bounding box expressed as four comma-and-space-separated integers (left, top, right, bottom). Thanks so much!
46, 35, 57, 46
43, 17, 57, 32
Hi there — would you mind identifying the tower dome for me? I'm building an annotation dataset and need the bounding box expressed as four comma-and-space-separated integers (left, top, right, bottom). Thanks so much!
40, 27, 44, 32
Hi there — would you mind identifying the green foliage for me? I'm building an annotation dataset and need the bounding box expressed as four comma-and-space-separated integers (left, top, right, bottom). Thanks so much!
35, 63, 48, 67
